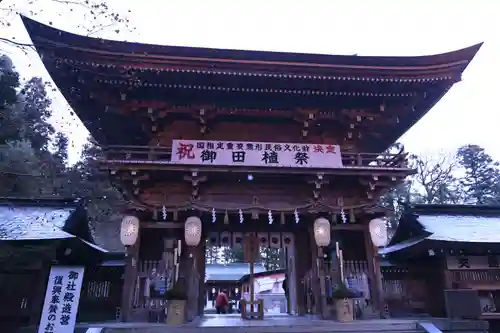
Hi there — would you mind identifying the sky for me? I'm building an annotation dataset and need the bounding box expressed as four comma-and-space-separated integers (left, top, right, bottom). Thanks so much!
0, 0, 498, 164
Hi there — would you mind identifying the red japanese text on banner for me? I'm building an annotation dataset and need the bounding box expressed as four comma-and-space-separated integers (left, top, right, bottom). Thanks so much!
171, 140, 342, 168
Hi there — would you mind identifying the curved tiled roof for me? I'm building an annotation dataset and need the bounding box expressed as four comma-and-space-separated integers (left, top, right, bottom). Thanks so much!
20, 17, 482, 151
380, 204, 500, 256
20, 16, 481, 77
0, 198, 79, 241
0, 197, 107, 252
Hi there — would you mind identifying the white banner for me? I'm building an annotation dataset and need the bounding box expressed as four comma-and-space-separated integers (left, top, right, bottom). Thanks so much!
38, 266, 85, 333
171, 140, 343, 168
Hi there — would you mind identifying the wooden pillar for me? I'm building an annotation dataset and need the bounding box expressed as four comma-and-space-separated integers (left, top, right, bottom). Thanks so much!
442, 257, 454, 289
196, 241, 206, 316
308, 225, 322, 317
364, 226, 383, 315
294, 230, 308, 315
330, 231, 342, 285
121, 237, 140, 322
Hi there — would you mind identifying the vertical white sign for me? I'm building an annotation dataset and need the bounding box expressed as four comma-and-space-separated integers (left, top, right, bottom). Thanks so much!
38, 266, 85, 333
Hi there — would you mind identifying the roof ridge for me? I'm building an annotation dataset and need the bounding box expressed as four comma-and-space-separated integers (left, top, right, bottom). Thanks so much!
20, 16, 482, 70
0, 197, 81, 207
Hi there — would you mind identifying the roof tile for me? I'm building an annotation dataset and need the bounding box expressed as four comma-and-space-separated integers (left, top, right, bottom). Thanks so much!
419, 214, 500, 243
0, 205, 75, 241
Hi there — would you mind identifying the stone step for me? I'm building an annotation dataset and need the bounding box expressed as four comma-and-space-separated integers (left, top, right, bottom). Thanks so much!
102, 320, 422, 333
93, 317, 488, 333
103, 328, 421, 333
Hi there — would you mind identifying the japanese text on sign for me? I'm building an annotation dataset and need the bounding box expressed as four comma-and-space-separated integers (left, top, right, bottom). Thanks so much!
38, 266, 85, 333
171, 140, 343, 168
446, 256, 500, 270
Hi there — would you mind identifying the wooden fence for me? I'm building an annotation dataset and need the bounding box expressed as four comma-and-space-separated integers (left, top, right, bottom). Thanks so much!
0, 270, 40, 326
77, 265, 124, 323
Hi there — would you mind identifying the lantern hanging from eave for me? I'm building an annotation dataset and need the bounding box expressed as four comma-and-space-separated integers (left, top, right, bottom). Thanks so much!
313, 217, 331, 247
185, 216, 202, 246
369, 217, 389, 247
120, 216, 140, 246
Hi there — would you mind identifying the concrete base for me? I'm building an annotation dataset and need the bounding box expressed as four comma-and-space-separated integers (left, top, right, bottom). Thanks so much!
76, 316, 488, 333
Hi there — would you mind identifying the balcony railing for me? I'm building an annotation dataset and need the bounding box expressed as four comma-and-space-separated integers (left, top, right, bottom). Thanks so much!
101, 145, 409, 169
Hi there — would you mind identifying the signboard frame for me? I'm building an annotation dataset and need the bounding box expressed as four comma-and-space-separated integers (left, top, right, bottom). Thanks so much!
171, 140, 343, 169
37, 266, 85, 333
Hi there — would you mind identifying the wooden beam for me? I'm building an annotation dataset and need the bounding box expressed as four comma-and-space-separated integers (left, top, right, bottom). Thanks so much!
101, 163, 414, 177
141, 222, 183, 229
331, 224, 365, 231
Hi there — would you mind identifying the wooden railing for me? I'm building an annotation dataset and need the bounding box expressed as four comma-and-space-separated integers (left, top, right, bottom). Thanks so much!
132, 258, 176, 322
101, 145, 410, 169
452, 269, 500, 282
77, 265, 124, 323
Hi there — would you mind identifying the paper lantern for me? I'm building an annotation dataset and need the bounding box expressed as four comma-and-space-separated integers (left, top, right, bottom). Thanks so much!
313, 217, 331, 247
120, 216, 139, 246
184, 216, 202, 246
369, 218, 389, 247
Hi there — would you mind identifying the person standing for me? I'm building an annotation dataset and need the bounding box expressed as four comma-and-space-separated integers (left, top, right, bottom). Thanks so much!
282, 274, 289, 314
215, 290, 229, 314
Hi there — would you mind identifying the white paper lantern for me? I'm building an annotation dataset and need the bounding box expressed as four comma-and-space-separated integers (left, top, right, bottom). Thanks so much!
313, 217, 331, 247
185, 216, 202, 246
120, 216, 140, 246
369, 218, 389, 247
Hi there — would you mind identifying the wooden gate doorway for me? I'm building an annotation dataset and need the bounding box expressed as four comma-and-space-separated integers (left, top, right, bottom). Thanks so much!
203, 231, 298, 316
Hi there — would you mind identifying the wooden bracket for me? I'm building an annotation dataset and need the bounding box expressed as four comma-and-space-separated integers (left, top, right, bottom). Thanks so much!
307, 173, 329, 201
183, 172, 207, 201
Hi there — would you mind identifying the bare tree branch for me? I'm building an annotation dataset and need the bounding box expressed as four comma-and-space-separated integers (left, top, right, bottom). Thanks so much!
409, 152, 460, 204
52, 0, 92, 8
0, 0, 134, 42
0, 37, 35, 50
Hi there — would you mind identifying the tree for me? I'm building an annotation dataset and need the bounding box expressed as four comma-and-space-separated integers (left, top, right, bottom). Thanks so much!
220, 247, 244, 264
408, 152, 461, 204
456, 144, 500, 204
205, 243, 219, 264
0, 54, 128, 251
0, 55, 18, 108
378, 147, 462, 229
378, 180, 414, 228
17, 77, 55, 152
52, 132, 68, 166
0, 55, 21, 144
0, 0, 134, 39
0, 140, 42, 196
67, 136, 125, 250
0, 67, 74, 198
260, 247, 282, 270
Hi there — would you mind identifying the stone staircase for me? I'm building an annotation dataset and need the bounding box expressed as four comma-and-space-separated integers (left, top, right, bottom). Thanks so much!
97, 318, 488, 333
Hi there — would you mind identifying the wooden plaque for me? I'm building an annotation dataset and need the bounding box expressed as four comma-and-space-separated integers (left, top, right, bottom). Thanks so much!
243, 234, 259, 263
